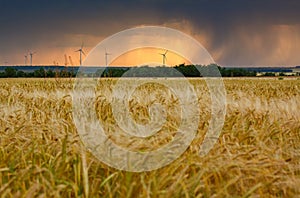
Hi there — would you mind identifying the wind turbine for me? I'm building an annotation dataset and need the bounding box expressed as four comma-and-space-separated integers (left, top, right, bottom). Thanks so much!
29, 52, 36, 66
159, 50, 168, 66
24, 54, 28, 65
105, 48, 111, 66
69, 56, 74, 66
75, 43, 86, 66
64, 54, 68, 67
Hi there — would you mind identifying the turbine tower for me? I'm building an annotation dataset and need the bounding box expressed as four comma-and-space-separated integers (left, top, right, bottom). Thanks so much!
75, 43, 86, 66
29, 52, 36, 66
159, 50, 168, 66
69, 56, 74, 66
105, 48, 112, 66
64, 54, 69, 67
24, 54, 28, 65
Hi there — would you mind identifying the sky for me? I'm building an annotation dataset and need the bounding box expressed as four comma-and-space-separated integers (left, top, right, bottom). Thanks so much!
0, 0, 300, 67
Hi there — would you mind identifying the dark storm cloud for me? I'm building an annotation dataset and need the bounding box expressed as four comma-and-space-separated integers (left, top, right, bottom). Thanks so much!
1, 0, 300, 65
3, 0, 299, 35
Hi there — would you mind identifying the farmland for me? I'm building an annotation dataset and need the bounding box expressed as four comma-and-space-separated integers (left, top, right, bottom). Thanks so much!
0, 78, 300, 197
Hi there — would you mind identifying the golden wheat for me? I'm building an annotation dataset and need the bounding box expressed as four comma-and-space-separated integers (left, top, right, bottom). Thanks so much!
0, 78, 299, 197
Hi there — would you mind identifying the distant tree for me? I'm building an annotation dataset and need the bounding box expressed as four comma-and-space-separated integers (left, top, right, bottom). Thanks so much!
59, 70, 70, 78
34, 68, 46, 77
46, 69, 55, 77
4, 67, 17, 77
0, 72, 6, 78
218, 67, 257, 77
175, 65, 201, 77
111, 68, 127, 77
95, 69, 105, 77
264, 72, 275, 77
25, 72, 34, 78
16, 70, 26, 77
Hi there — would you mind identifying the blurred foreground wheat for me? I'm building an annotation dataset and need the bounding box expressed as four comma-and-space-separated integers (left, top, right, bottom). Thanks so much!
0, 78, 299, 197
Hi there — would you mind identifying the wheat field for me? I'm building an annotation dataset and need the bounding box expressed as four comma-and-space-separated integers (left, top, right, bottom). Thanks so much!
0, 78, 299, 197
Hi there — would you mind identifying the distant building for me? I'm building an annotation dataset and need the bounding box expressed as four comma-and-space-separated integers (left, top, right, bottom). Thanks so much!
292, 68, 300, 76
283, 72, 298, 76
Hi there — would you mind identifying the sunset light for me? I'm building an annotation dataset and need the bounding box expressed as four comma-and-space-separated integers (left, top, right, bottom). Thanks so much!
110, 47, 191, 66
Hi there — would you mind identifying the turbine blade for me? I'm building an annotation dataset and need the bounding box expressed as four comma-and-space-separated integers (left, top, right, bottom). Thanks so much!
164, 50, 168, 55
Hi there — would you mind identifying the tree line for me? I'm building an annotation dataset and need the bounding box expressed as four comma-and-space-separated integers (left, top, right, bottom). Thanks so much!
0, 64, 259, 78
0, 67, 76, 78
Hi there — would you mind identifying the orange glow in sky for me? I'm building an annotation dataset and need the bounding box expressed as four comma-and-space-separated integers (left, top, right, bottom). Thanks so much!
110, 47, 191, 66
